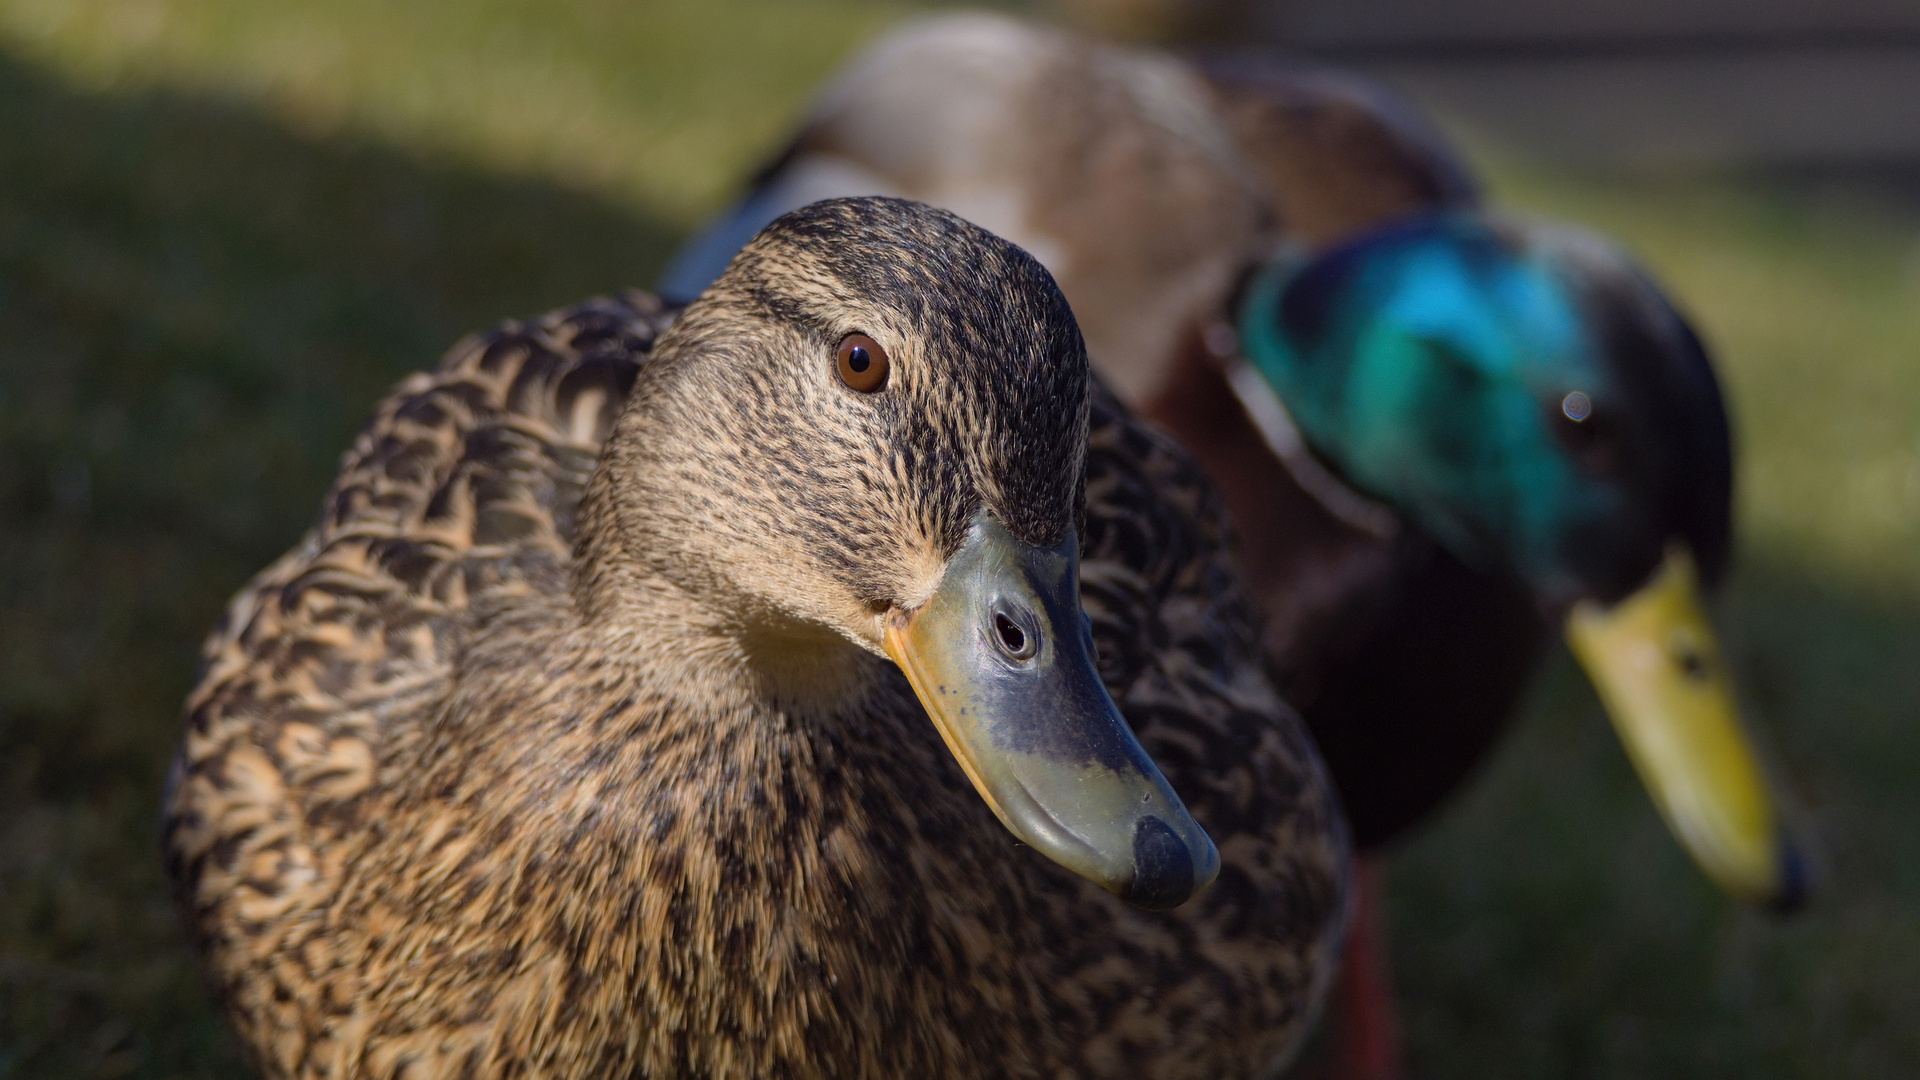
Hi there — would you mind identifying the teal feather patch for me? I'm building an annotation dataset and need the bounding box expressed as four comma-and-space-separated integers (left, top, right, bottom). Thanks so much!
1238, 212, 1637, 605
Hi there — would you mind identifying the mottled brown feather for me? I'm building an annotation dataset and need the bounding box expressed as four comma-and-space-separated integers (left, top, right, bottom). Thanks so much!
165, 265, 1344, 1078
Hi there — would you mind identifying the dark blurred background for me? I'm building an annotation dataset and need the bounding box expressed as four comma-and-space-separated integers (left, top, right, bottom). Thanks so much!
0, 1, 1914, 1076
1075, 0, 1920, 167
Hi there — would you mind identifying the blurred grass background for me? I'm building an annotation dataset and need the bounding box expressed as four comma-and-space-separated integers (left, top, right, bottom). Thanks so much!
0, 0, 1913, 1076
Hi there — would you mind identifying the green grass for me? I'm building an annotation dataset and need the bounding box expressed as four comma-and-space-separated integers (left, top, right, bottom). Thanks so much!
0, 1, 1913, 1076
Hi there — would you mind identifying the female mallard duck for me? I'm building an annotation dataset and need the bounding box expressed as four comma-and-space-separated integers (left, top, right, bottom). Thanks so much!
665, 12, 1803, 910
163, 197, 1347, 1078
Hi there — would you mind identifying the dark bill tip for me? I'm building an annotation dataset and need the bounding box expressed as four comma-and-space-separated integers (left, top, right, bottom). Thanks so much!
1117, 815, 1200, 911
1765, 836, 1813, 918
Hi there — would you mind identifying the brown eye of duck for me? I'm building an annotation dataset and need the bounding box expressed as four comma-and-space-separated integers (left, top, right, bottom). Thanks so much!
835, 333, 889, 393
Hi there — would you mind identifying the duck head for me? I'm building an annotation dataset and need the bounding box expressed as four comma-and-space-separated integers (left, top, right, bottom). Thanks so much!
1235, 210, 1805, 909
592, 196, 1218, 909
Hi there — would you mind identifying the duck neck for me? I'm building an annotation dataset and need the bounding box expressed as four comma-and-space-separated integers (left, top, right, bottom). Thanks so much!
567, 455, 893, 719
417, 485, 906, 880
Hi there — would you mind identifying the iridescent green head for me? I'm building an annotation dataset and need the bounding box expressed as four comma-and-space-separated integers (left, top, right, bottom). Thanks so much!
1237, 211, 1732, 612
1238, 212, 1809, 909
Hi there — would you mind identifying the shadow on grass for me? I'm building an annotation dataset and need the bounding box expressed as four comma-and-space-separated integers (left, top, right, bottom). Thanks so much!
0, 47, 678, 1077
1387, 557, 1920, 1079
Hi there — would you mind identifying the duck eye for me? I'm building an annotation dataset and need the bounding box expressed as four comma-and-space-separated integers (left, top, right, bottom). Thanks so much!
1547, 389, 1616, 473
835, 333, 890, 393
993, 612, 1035, 660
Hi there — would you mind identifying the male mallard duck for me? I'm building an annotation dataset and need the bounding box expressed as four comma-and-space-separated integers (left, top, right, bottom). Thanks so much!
164, 197, 1347, 1078
662, 13, 1804, 910
1177, 59, 1805, 908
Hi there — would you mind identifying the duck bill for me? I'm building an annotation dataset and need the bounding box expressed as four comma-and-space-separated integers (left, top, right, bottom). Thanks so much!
1565, 546, 1807, 910
883, 513, 1220, 910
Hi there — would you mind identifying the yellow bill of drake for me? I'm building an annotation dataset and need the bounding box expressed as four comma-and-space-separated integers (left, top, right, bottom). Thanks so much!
884, 511, 1220, 910
1566, 544, 1808, 910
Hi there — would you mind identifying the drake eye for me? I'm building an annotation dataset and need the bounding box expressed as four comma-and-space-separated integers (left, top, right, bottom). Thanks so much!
1561, 391, 1593, 422
1547, 390, 1617, 472
1551, 391, 1599, 441
835, 333, 890, 393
